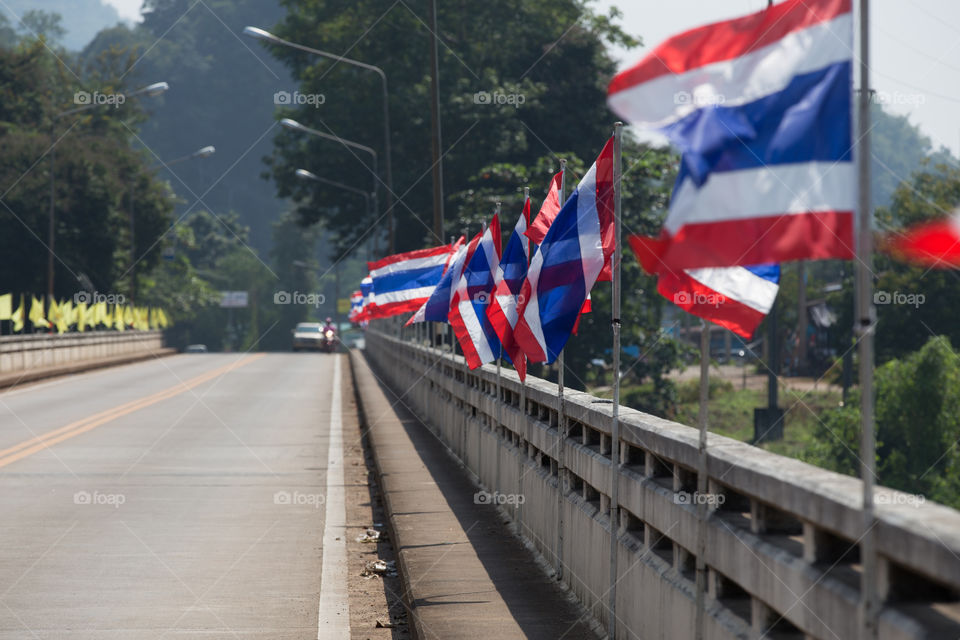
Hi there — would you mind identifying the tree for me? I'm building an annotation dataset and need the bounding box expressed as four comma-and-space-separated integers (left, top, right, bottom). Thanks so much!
805, 337, 960, 509
264, 0, 636, 257
0, 34, 174, 302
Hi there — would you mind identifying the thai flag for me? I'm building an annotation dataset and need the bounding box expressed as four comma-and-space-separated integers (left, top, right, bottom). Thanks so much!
487, 198, 531, 378
449, 215, 502, 369
354, 276, 375, 322
348, 290, 363, 323
608, 0, 854, 271
525, 171, 561, 247
637, 248, 781, 338
367, 243, 456, 319
513, 142, 613, 364
406, 236, 471, 325
885, 210, 960, 268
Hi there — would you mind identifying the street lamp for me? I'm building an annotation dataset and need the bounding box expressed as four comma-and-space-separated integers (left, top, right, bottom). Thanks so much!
244, 25, 395, 253
127, 144, 216, 303
294, 168, 371, 218
281, 118, 382, 248
48, 81, 169, 316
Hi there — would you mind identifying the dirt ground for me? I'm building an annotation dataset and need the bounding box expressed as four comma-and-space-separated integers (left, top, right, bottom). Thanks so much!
341, 371, 412, 640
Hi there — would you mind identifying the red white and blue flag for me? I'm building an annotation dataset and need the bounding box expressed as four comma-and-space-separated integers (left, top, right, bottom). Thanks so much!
633, 239, 781, 339
348, 290, 363, 323
609, 0, 854, 271
353, 276, 375, 322
406, 236, 470, 325
450, 215, 502, 369
367, 243, 456, 319
487, 198, 531, 378
514, 141, 614, 364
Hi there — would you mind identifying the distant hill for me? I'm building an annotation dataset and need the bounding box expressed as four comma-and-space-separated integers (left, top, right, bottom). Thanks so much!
1, 0, 126, 51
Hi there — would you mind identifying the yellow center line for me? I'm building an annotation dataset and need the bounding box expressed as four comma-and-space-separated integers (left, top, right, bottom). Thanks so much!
0, 354, 265, 469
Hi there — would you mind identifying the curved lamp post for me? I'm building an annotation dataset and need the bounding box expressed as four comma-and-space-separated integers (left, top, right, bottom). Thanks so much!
244, 25, 395, 253
48, 81, 169, 316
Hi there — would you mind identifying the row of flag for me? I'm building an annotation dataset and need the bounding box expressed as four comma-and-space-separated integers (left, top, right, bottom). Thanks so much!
0, 294, 171, 334
347, 0, 945, 377
349, 0, 857, 378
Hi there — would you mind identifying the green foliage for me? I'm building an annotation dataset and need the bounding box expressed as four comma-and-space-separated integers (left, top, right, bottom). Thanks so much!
0, 35, 174, 301
676, 377, 734, 404
805, 337, 960, 508
266, 0, 637, 255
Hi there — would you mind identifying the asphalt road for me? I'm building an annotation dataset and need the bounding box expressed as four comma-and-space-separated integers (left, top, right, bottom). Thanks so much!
0, 353, 345, 639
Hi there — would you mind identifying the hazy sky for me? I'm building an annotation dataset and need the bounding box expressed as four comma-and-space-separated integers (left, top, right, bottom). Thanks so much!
102, 0, 960, 156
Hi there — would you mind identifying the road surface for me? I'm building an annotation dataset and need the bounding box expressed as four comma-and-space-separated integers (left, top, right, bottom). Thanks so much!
0, 353, 347, 639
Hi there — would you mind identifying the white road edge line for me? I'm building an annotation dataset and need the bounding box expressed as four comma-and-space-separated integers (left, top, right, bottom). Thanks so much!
318, 355, 350, 638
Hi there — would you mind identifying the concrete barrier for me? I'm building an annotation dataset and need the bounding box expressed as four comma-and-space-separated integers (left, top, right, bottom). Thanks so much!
364, 330, 960, 640
0, 331, 165, 374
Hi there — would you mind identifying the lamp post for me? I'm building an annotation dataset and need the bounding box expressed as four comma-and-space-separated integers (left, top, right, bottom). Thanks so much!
48, 81, 168, 316
128, 144, 215, 303
244, 25, 395, 253
281, 118, 382, 250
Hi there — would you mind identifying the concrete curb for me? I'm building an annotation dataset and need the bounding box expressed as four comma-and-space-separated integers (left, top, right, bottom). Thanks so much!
348, 347, 600, 640
0, 348, 177, 390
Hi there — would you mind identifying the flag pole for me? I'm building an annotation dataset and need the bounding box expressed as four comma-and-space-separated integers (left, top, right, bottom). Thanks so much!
555, 158, 568, 581
519, 187, 530, 523
695, 320, 711, 640
856, 0, 878, 638
494, 200, 503, 496
608, 122, 624, 639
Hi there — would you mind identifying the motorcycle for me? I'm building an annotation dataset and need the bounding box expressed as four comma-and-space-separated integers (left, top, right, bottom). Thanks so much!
321, 326, 337, 353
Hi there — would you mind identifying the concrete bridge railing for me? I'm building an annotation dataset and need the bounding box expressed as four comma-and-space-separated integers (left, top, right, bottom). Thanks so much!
364, 330, 960, 640
0, 331, 165, 374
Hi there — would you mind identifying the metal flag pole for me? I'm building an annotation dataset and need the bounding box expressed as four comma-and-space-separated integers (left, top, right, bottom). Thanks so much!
608, 122, 624, 639
555, 159, 568, 580
695, 320, 711, 640
495, 200, 503, 438
518, 186, 531, 526
856, 0, 878, 638
519, 187, 530, 438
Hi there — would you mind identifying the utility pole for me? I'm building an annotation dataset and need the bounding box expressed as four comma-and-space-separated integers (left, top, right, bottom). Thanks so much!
427, 0, 444, 243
